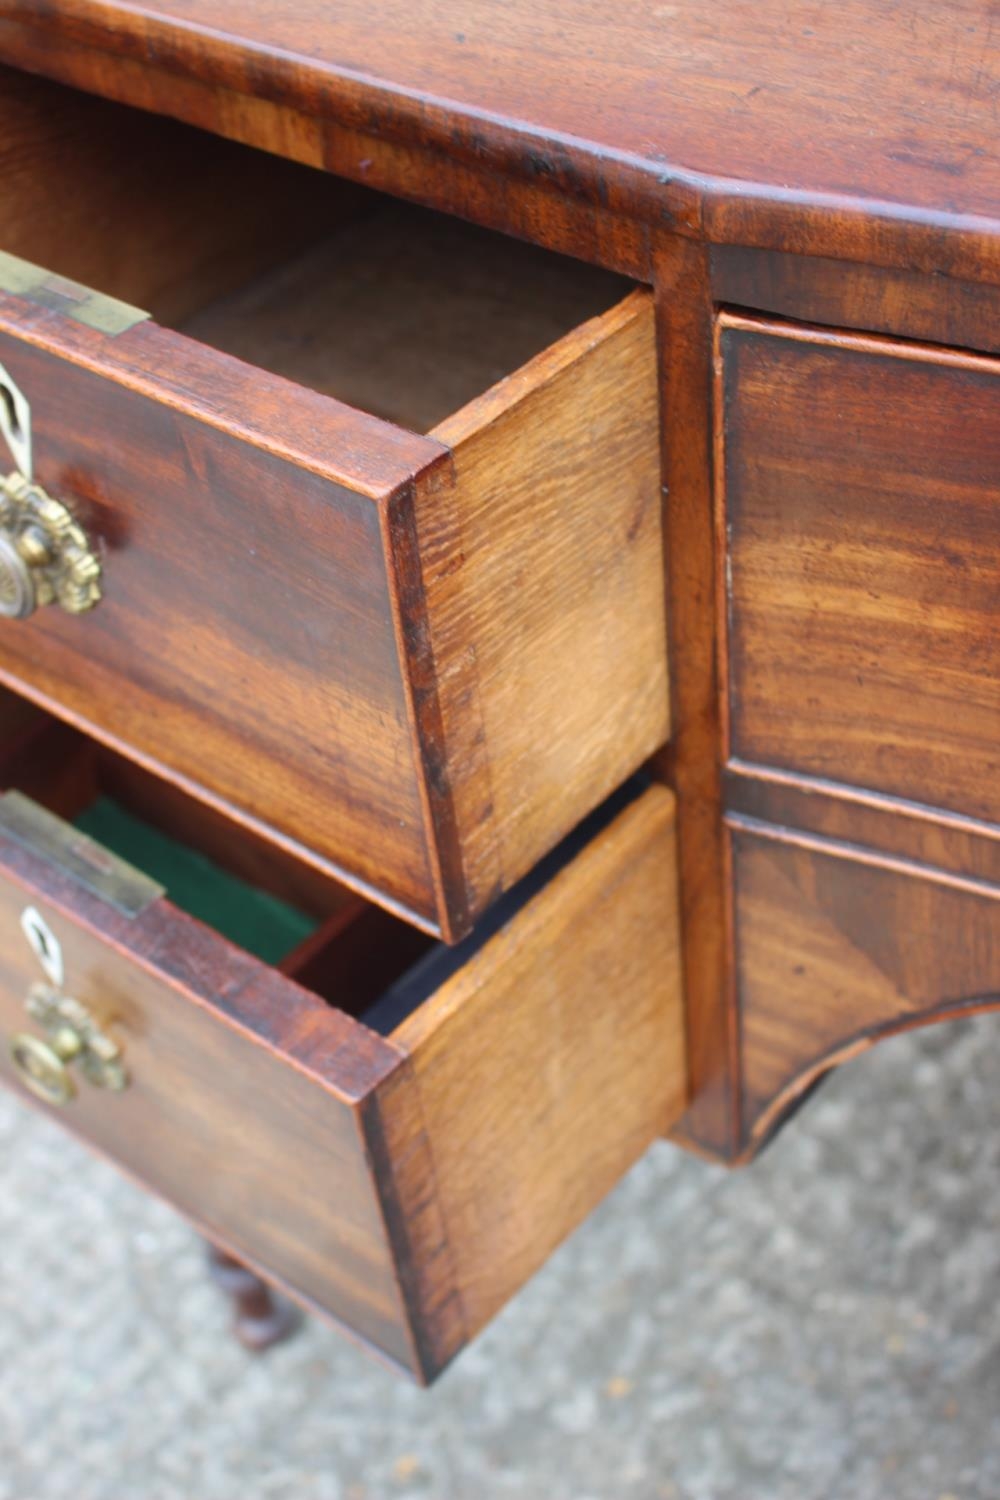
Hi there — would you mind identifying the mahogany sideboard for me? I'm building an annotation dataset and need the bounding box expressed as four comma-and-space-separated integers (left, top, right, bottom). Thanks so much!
0, 1, 997, 1381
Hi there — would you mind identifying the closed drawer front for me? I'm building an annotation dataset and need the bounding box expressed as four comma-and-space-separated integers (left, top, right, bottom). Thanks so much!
0, 70, 667, 940
720, 311, 1000, 828
0, 705, 685, 1381
732, 817, 1000, 1152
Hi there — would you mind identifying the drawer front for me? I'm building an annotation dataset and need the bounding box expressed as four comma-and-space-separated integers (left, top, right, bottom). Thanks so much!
0, 794, 421, 1367
0, 309, 442, 924
0, 76, 667, 940
720, 315, 1000, 826
0, 782, 685, 1380
732, 818, 1000, 1150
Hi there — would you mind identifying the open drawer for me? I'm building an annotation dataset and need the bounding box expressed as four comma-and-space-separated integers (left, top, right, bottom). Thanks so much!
0, 68, 667, 940
0, 698, 685, 1381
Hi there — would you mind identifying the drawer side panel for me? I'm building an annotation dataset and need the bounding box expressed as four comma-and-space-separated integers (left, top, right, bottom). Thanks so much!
413, 290, 668, 922
382, 786, 686, 1374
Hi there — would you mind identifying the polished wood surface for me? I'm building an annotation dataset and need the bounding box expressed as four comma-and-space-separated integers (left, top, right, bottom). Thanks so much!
712, 246, 1000, 361
386, 787, 685, 1360
727, 764, 1000, 894
0, 807, 419, 1367
3, 2, 999, 280
716, 311, 1000, 1154
419, 290, 666, 922
732, 820, 1000, 1152
2, 0, 996, 1195
0, 769, 686, 1379
0, 299, 439, 921
0, 73, 666, 940
654, 239, 737, 1160
720, 315, 1000, 827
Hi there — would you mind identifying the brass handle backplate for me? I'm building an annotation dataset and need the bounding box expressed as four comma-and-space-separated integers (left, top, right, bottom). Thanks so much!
9, 982, 127, 1106
0, 471, 101, 620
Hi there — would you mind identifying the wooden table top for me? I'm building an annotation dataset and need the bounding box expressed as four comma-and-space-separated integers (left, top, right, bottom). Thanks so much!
4, 0, 1000, 280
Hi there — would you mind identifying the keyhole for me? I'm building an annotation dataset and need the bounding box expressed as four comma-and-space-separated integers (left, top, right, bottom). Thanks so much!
21, 906, 63, 987
0, 384, 21, 442
0, 367, 30, 479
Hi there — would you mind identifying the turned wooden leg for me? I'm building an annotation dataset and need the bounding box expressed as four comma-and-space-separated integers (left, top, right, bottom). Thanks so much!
206, 1243, 300, 1351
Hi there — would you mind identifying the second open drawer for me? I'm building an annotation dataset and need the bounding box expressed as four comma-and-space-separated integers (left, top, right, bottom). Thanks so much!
0, 702, 685, 1380
0, 68, 667, 939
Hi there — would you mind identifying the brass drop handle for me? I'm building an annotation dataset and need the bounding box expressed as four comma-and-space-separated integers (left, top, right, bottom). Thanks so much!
9, 982, 127, 1106
0, 471, 102, 620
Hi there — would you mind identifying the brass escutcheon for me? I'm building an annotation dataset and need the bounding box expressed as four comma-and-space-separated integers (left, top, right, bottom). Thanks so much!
0, 471, 101, 620
9, 982, 127, 1106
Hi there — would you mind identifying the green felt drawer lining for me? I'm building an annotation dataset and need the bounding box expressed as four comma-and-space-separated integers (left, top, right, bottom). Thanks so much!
74, 797, 318, 965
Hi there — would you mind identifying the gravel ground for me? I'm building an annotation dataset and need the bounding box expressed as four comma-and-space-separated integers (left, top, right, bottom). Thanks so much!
0, 1015, 998, 1500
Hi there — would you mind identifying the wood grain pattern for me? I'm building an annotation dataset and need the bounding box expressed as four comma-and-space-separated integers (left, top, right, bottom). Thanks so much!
182, 203, 628, 435
414, 290, 667, 918
653, 237, 736, 1159
727, 763, 1000, 892
0, 815, 420, 1369
385, 786, 686, 1367
0, 758, 685, 1378
13, 6, 994, 1173
720, 315, 1000, 829
0, 303, 443, 925
3, 1, 1000, 281
0, 32, 653, 282
733, 820, 1000, 1151
0, 63, 357, 324
712, 246, 1000, 360
0, 73, 668, 937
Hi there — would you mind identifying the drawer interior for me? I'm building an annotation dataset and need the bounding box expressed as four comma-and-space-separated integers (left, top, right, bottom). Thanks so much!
0, 690, 435, 1022
0, 689, 644, 1034
2, 68, 630, 434
74, 794, 319, 967
179, 204, 629, 434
